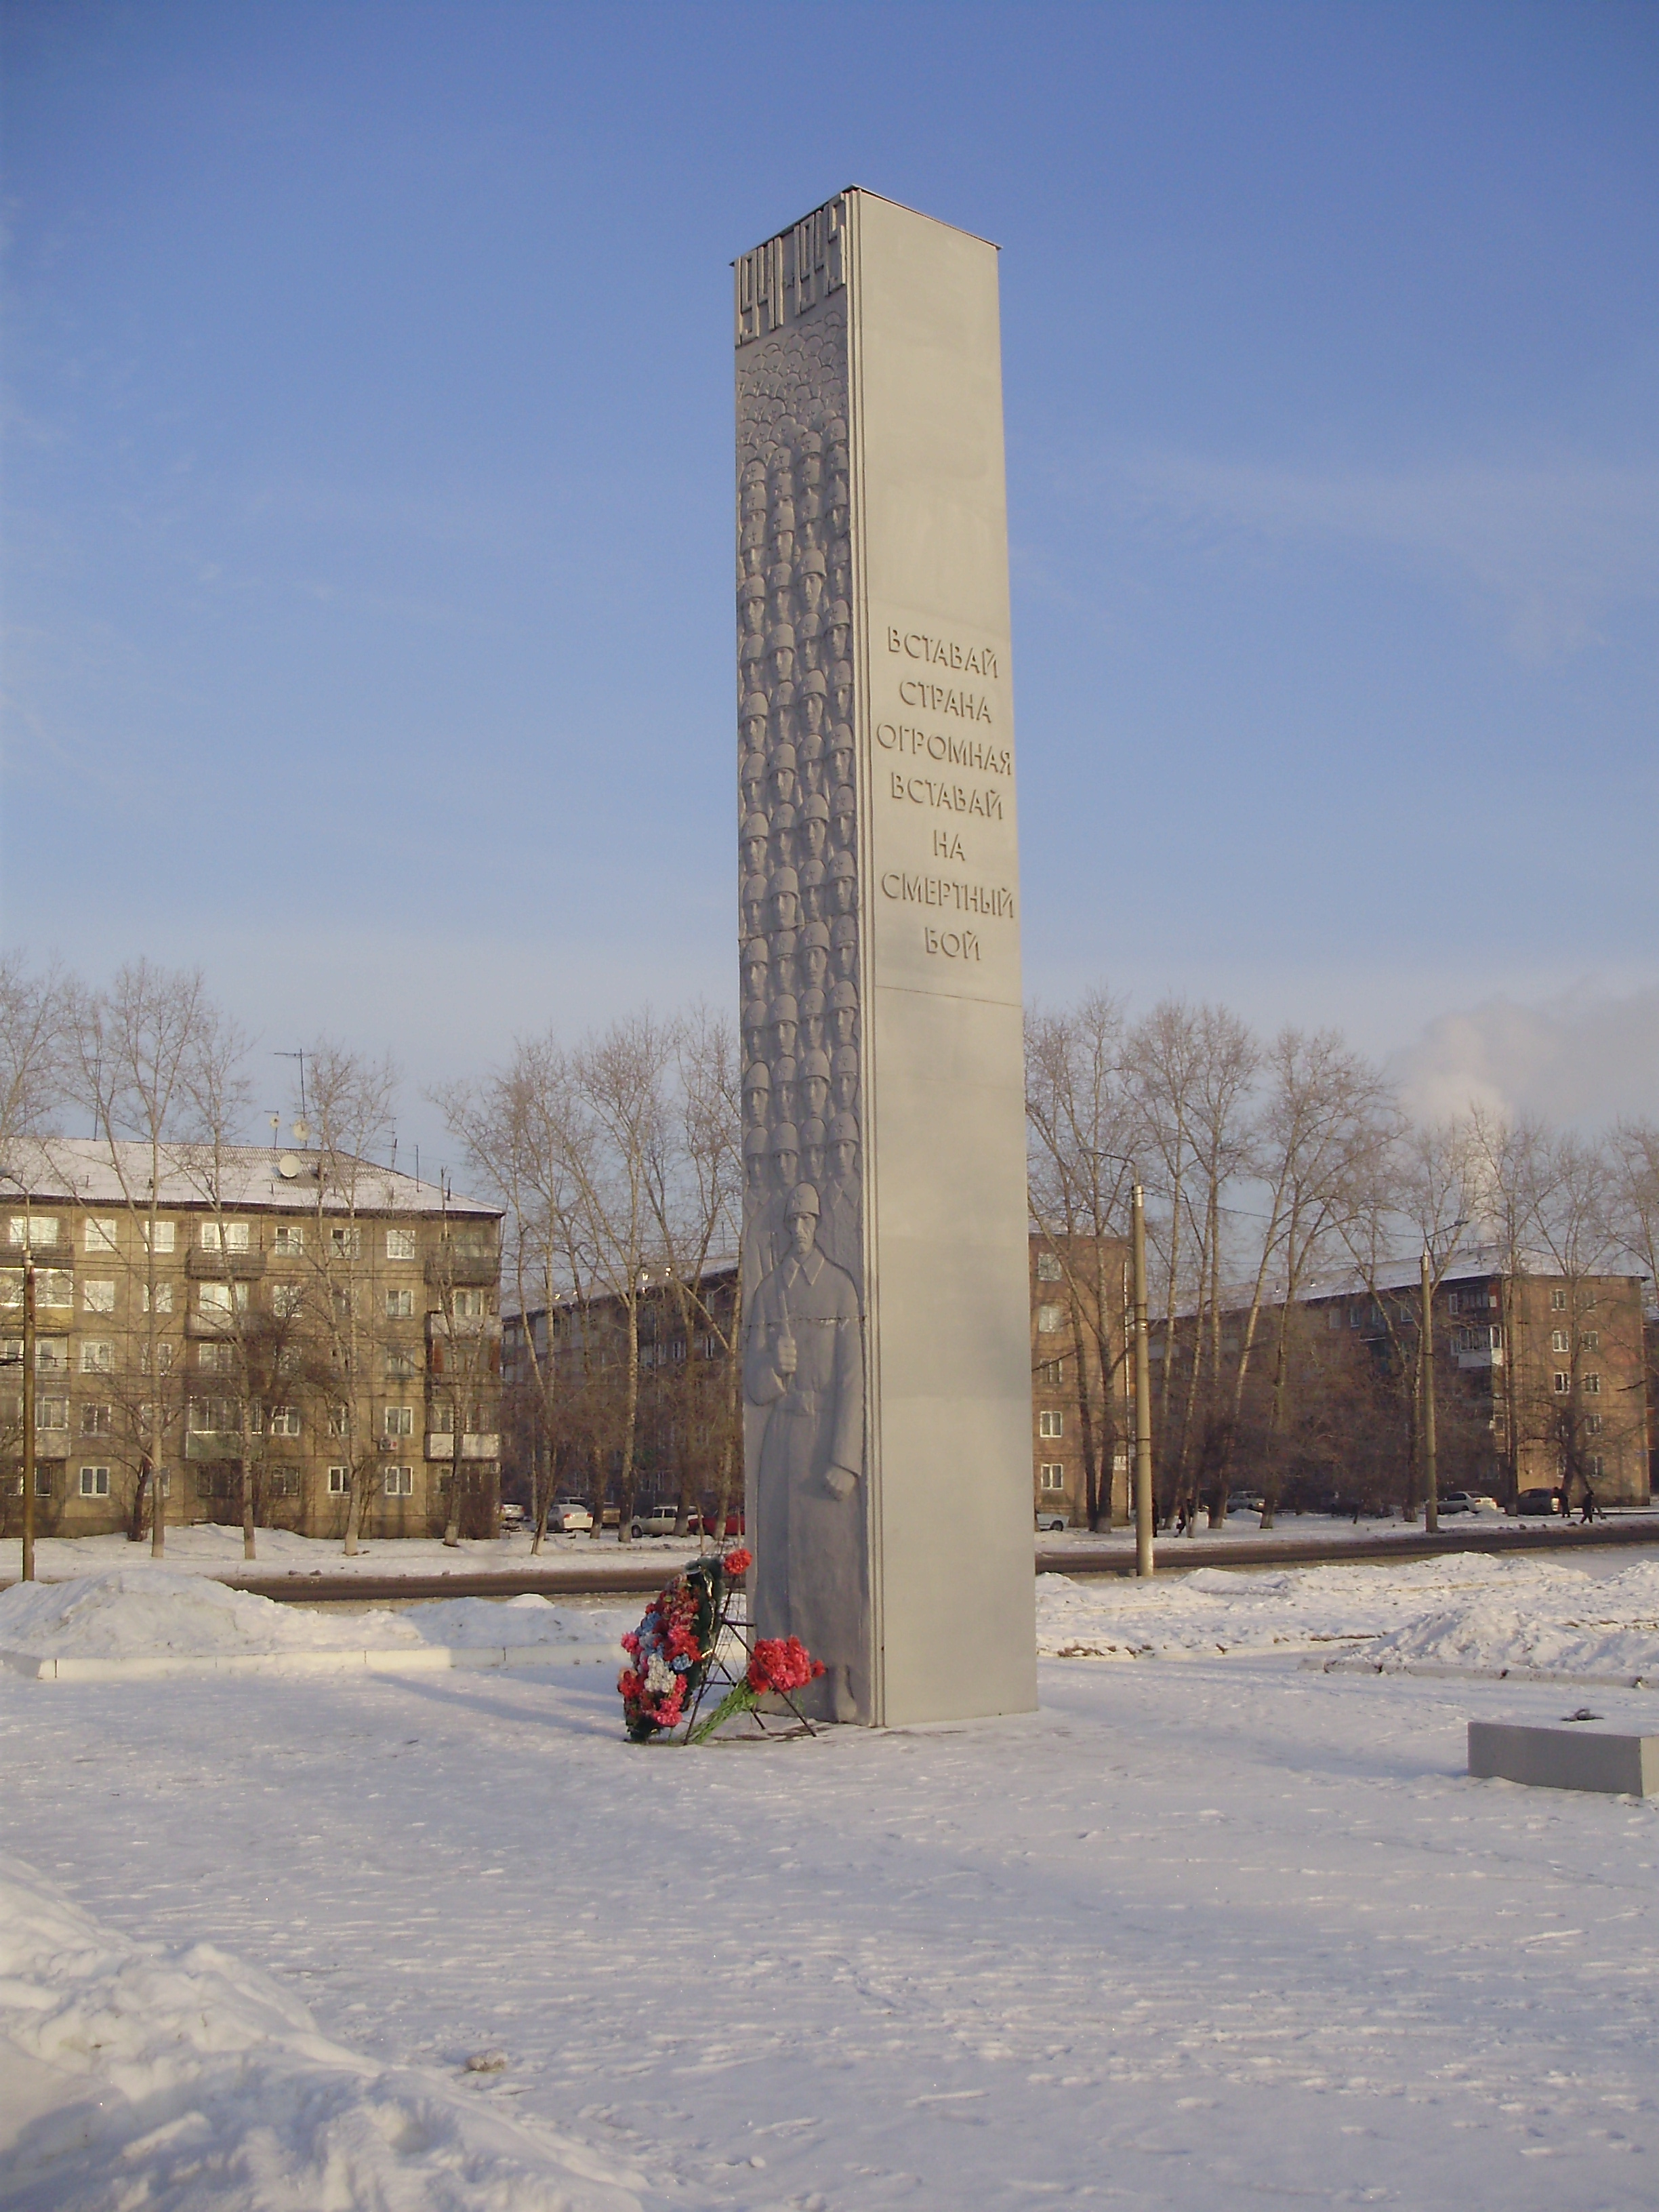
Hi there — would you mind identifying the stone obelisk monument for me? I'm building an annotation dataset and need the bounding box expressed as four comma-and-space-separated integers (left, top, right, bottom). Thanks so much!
737, 189, 1035, 1727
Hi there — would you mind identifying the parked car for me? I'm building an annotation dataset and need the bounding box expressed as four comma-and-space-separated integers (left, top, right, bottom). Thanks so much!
630, 1504, 680, 1538
1517, 1488, 1563, 1516
550, 1498, 594, 1534
1035, 1510, 1069, 1534
1438, 1492, 1477, 1515
1225, 1492, 1265, 1517
498, 1502, 526, 1531
683, 1510, 745, 1538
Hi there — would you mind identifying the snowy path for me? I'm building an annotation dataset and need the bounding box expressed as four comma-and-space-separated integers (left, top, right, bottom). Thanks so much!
3, 1643, 1656, 2208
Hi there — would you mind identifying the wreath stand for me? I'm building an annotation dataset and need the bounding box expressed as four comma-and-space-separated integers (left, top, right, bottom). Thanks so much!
679, 1572, 819, 1744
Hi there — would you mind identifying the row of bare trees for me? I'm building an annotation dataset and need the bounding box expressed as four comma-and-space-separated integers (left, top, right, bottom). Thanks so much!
1028, 989, 1658, 1527
7, 951, 1654, 1549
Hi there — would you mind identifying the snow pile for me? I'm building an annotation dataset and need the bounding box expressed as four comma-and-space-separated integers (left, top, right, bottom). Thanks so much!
1036, 1553, 1644, 1664
407, 1593, 636, 1654
1327, 1558, 1659, 1681
0, 1856, 642, 2212
0, 1570, 423, 1661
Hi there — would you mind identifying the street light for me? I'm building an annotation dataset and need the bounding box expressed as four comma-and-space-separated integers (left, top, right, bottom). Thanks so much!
1419, 1218, 1469, 1538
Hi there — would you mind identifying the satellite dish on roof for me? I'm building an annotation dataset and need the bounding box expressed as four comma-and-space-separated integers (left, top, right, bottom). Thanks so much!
276, 1153, 302, 1181
291, 1120, 311, 1145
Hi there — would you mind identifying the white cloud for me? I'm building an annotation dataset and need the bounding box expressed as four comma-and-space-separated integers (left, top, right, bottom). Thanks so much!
1391, 981, 1659, 1128
1105, 449, 1659, 659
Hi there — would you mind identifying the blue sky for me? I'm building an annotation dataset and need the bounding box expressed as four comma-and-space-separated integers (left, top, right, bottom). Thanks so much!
3, 0, 1656, 1153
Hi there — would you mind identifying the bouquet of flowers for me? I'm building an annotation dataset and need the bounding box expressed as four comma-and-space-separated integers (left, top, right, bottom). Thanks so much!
618, 1549, 751, 1743
684, 1631, 824, 1745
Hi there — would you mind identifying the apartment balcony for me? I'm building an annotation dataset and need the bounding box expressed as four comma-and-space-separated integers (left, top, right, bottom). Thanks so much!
424, 1432, 499, 1462
185, 1248, 266, 1281
32, 1431, 70, 1460
424, 1251, 498, 1288
185, 1431, 243, 1462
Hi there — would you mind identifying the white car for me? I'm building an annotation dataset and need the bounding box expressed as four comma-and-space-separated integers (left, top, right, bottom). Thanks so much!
630, 1504, 680, 1538
550, 1498, 594, 1534
1035, 1511, 1069, 1534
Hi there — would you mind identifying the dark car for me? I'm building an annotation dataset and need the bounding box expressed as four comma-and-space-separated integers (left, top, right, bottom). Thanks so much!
1516, 1488, 1562, 1516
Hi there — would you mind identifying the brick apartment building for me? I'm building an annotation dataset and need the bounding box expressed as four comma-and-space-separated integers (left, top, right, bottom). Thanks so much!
1303, 1254, 1651, 1507
2, 1138, 504, 1541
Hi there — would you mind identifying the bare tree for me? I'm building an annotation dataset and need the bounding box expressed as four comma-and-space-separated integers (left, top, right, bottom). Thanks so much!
1025, 992, 1136, 1530
66, 962, 220, 1554
0, 953, 73, 1160
295, 1043, 400, 1555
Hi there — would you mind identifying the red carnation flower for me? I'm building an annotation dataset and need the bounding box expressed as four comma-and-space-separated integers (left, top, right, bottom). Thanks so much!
722, 1547, 753, 1577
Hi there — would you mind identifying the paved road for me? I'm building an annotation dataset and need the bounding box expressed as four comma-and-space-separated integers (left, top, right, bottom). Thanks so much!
7, 1518, 1653, 1603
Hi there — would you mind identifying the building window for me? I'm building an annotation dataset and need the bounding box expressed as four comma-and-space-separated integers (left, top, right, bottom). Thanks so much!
83, 1280, 117, 1315
1037, 1358, 1064, 1386
384, 1405, 414, 1437
78, 1465, 110, 1498
140, 1340, 176, 1376
143, 1221, 176, 1253
1038, 1409, 1064, 1439
386, 1347, 419, 1380
1036, 1304, 1063, 1335
452, 1288, 487, 1319
197, 1340, 235, 1374
37, 1272, 73, 1307
1036, 1251, 1063, 1283
329, 1226, 363, 1258
189, 1397, 239, 1435
35, 1338, 67, 1373
142, 1282, 174, 1314
272, 1225, 304, 1256
84, 1217, 119, 1253
80, 1404, 113, 1435
1326, 1306, 1343, 1330
385, 1288, 415, 1320
1551, 1330, 1569, 1353
1553, 1372, 1570, 1395
1551, 1288, 1567, 1311
268, 1467, 301, 1498
327, 1465, 351, 1495
386, 1228, 417, 1261
199, 1221, 251, 1252
197, 1282, 247, 1320
272, 1284, 305, 1319
1582, 1373, 1601, 1395
328, 1403, 349, 1437
383, 1465, 414, 1497
34, 1465, 53, 1498
269, 1405, 302, 1437
1582, 1331, 1599, 1351
80, 1340, 113, 1374
1039, 1462, 1065, 1492
36, 1398, 68, 1431
9, 1216, 58, 1246
1589, 1454, 1605, 1481
1585, 1412, 1603, 1435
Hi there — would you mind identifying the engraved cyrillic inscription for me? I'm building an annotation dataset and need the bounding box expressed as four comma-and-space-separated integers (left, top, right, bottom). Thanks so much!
875, 722, 1012, 775
878, 869, 1017, 920
885, 626, 1000, 680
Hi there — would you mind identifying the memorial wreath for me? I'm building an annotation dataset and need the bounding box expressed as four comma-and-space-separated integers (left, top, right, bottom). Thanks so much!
618, 1547, 823, 1744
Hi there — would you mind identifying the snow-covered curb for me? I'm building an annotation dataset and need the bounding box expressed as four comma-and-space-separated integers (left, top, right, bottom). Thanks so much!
0, 1856, 643, 2211
0, 1640, 626, 1683
1309, 1654, 1657, 1689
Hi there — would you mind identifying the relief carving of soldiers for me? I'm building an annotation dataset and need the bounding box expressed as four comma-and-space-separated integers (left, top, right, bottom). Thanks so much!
831, 916, 859, 984
745, 1182, 865, 1722
819, 1112, 863, 1288
829, 850, 857, 916
798, 857, 825, 924
742, 1120, 800, 1307
799, 918, 830, 992
797, 987, 826, 1057
827, 979, 859, 1048
740, 812, 769, 879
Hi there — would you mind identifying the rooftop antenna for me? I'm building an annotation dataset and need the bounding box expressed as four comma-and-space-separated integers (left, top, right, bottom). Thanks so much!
274, 1051, 310, 1145
268, 1113, 281, 1148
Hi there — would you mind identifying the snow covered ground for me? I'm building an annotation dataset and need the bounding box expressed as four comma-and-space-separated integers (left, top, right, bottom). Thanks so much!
0, 1523, 704, 1584
1036, 1553, 1659, 1681
3, 1557, 1657, 2209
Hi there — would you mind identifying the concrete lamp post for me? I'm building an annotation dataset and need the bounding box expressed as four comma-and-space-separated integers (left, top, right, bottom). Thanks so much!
0, 1171, 38, 1581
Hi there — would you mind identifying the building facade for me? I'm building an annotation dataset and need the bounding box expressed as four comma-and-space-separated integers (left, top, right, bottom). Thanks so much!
1029, 1233, 1132, 1529
1, 1139, 503, 1541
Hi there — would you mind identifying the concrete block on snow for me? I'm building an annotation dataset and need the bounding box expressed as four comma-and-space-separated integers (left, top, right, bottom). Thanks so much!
1469, 1719, 1659, 1797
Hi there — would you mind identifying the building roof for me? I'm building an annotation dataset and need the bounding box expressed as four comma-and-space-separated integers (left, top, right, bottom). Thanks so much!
1299, 1246, 1643, 1305
0, 1136, 499, 1221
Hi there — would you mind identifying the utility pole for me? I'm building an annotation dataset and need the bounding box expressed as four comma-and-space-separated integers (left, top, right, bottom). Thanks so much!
1131, 1182, 1155, 1579
1420, 1247, 1439, 1536
21, 1234, 37, 1582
